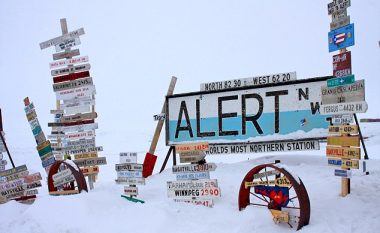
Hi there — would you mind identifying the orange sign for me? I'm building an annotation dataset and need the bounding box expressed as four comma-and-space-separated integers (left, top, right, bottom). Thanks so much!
327, 136, 360, 147
80, 166, 99, 175
175, 142, 209, 153
326, 146, 360, 159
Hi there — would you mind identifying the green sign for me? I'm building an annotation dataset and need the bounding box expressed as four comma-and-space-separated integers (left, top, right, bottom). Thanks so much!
327, 75, 355, 87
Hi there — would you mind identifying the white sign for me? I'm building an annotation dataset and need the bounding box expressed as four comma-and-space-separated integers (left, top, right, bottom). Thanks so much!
63, 123, 98, 133
51, 63, 91, 77
332, 114, 353, 125
320, 101, 368, 115
117, 171, 143, 178
65, 130, 95, 141
53, 174, 75, 187
167, 179, 218, 189
115, 177, 145, 185
124, 186, 138, 196
176, 172, 210, 180
49, 56, 89, 69
53, 77, 94, 92
167, 187, 221, 199
115, 163, 143, 172
56, 85, 96, 101
40, 28, 85, 49
172, 163, 217, 173
206, 140, 320, 155
200, 72, 297, 91
52, 169, 72, 181
167, 77, 330, 145
120, 152, 138, 164
65, 105, 92, 116
55, 37, 81, 52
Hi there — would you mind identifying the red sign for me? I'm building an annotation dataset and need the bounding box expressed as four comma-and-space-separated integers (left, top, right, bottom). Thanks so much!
333, 51, 351, 77
53, 71, 90, 83
63, 119, 94, 127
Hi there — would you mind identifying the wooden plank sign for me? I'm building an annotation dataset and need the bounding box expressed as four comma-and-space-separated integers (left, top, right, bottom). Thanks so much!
0, 165, 27, 177
328, 0, 351, 15
321, 80, 365, 105
120, 152, 137, 164
55, 37, 81, 52
115, 163, 143, 172
175, 142, 209, 153
74, 152, 98, 160
65, 130, 95, 141
330, 15, 350, 31
49, 56, 89, 69
253, 170, 280, 179
124, 186, 138, 196
61, 99, 95, 110
80, 166, 99, 175
62, 123, 98, 133
334, 169, 352, 178
167, 179, 218, 189
327, 136, 360, 147
270, 209, 289, 224
320, 101, 368, 115
176, 172, 210, 180
332, 114, 353, 125
61, 112, 97, 123
328, 125, 358, 135
327, 75, 355, 87
40, 28, 85, 49
52, 169, 72, 181
55, 85, 96, 101
115, 177, 145, 185
53, 174, 75, 188
179, 151, 206, 163
333, 51, 351, 78
326, 146, 360, 159
53, 77, 93, 92
245, 177, 291, 188
341, 159, 359, 169
74, 157, 107, 167
172, 163, 217, 173
167, 187, 221, 199
53, 49, 80, 60
51, 63, 91, 77
117, 171, 143, 178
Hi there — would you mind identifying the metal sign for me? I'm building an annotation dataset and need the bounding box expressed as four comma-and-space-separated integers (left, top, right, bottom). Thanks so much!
115, 163, 143, 172
55, 85, 96, 100
167, 187, 221, 199
200, 72, 297, 92
53, 77, 93, 92
328, 0, 351, 15
167, 77, 330, 145
120, 152, 137, 164
327, 136, 360, 147
320, 101, 368, 115
326, 146, 360, 159
331, 114, 353, 125
176, 172, 210, 180
322, 80, 365, 105
51, 63, 91, 77
53, 49, 80, 60
328, 23, 355, 53
55, 37, 81, 52
333, 51, 351, 77
167, 179, 218, 189
327, 75, 355, 87
330, 15, 350, 31
206, 139, 320, 155
40, 28, 85, 49
334, 169, 352, 178
172, 163, 217, 173
74, 157, 107, 167
49, 56, 89, 69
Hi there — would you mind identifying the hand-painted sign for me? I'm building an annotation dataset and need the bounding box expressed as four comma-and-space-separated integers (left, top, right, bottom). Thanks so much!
174, 199, 214, 208
328, 23, 355, 52
115, 177, 145, 185
172, 163, 217, 173
40, 28, 85, 49
49, 56, 89, 69
330, 15, 350, 31
327, 75, 355, 87
117, 171, 142, 178
51, 63, 91, 77
328, 158, 342, 166
326, 146, 360, 159
333, 51, 351, 77
167, 179, 218, 189
55, 37, 81, 52
74, 152, 98, 160
176, 172, 210, 180
55, 85, 96, 100
53, 174, 75, 187
322, 79, 365, 105
328, 0, 351, 15
175, 142, 209, 152
52, 169, 72, 181
341, 159, 359, 169
245, 177, 291, 188
320, 101, 368, 115
115, 163, 143, 171
331, 114, 353, 125
332, 8, 347, 21
61, 112, 97, 122
254, 185, 289, 207
327, 136, 360, 147
153, 113, 166, 121
253, 170, 280, 179
206, 140, 320, 155
74, 157, 107, 167
119, 152, 137, 164
124, 186, 138, 196
0, 165, 27, 177
167, 77, 330, 145
167, 187, 221, 199
53, 77, 93, 92
53, 49, 80, 60
179, 151, 206, 163
62, 123, 98, 133
65, 130, 95, 141
80, 166, 99, 175
334, 169, 352, 178
328, 125, 358, 135
200, 72, 297, 91
270, 209, 290, 224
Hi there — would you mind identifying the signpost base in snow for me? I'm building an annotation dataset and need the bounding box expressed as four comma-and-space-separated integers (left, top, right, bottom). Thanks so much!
121, 195, 145, 204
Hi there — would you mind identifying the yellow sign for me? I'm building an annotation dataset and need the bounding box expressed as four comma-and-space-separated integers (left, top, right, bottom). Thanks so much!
175, 142, 209, 153
74, 152, 98, 160
341, 159, 359, 169
270, 209, 289, 224
327, 136, 360, 147
36, 140, 51, 151
80, 166, 99, 175
245, 177, 291, 188
328, 126, 340, 134
326, 146, 360, 159
328, 125, 358, 135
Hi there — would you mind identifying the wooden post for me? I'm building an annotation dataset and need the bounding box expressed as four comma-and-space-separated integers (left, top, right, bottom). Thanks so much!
0, 109, 16, 168
148, 76, 177, 155
341, 124, 350, 197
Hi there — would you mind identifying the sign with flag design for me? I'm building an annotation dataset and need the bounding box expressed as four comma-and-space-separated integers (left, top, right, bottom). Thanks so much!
328, 23, 355, 52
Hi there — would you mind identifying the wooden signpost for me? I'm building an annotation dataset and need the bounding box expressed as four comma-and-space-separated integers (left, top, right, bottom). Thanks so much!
116, 152, 145, 203
323, 1, 368, 197
167, 142, 220, 207
40, 18, 106, 190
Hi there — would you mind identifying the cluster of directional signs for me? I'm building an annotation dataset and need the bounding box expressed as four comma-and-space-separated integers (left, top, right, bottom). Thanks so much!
322, 0, 367, 197
115, 152, 145, 203
167, 142, 220, 207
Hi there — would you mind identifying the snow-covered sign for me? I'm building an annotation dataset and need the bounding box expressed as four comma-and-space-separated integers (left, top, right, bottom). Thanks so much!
206, 140, 320, 155
334, 169, 352, 178
200, 71, 297, 92
167, 77, 330, 145
40, 28, 85, 49
119, 152, 137, 164
49, 56, 89, 69
172, 163, 217, 173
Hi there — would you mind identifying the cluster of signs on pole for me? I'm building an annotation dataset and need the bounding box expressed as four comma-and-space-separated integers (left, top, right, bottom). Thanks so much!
167, 142, 220, 207
39, 19, 106, 190
115, 152, 145, 203
322, 0, 367, 197
24, 98, 56, 174
0, 165, 43, 204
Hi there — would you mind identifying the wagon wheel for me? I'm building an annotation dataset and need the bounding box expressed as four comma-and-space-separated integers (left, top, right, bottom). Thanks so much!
47, 160, 88, 195
238, 163, 310, 231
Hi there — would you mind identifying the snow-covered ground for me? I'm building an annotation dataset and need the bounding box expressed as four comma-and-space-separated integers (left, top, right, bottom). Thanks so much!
1, 122, 379, 233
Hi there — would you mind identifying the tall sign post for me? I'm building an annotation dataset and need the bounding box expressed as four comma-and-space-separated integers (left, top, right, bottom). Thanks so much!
322, 0, 368, 197
40, 18, 106, 190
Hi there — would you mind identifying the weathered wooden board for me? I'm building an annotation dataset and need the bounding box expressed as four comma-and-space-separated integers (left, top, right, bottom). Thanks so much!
55, 85, 96, 101
320, 101, 368, 115
327, 136, 360, 147
80, 166, 99, 175
53, 49, 80, 60
172, 163, 217, 173
117, 171, 143, 178
55, 37, 81, 52
175, 142, 209, 153
74, 157, 107, 167
49, 56, 89, 69
61, 112, 97, 123
40, 28, 85, 49
52, 169, 72, 181
51, 63, 91, 77
253, 170, 280, 179
53, 77, 93, 92
341, 159, 359, 169
326, 146, 360, 159
53, 174, 75, 187
321, 80, 365, 105
328, 125, 358, 135
328, 0, 351, 15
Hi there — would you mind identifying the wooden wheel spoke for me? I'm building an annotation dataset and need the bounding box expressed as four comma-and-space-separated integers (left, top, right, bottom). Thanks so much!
282, 206, 300, 210
249, 203, 268, 207
250, 192, 269, 203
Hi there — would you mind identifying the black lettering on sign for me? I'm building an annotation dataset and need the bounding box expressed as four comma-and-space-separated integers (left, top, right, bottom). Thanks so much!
298, 88, 309, 101
196, 99, 215, 137
218, 96, 238, 136
242, 94, 263, 135
266, 90, 288, 133
175, 101, 193, 138
310, 102, 320, 115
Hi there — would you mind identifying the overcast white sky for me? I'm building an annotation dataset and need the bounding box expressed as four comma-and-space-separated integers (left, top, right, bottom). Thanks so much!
0, 0, 379, 156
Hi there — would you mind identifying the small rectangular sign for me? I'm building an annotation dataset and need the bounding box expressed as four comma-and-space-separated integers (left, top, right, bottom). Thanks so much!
327, 75, 355, 87
56, 85, 96, 101
53, 174, 75, 187
245, 177, 291, 188
65, 130, 95, 141
175, 172, 210, 180
321, 79, 365, 105
115, 177, 145, 185
55, 37, 81, 52
53, 77, 93, 92
331, 114, 353, 125
334, 169, 352, 178
328, 158, 342, 166
179, 151, 206, 163
124, 186, 139, 196
40, 28, 85, 49
115, 163, 143, 172
341, 159, 359, 169
167, 179, 218, 189
62, 123, 98, 133
172, 163, 217, 173
153, 113, 166, 121
175, 142, 209, 153
74, 152, 98, 160
174, 199, 214, 208
330, 15, 350, 31
49, 56, 89, 69
41, 155, 55, 168
53, 49, 80, 61
120, 152, 138, 164
117, 171, 143, 178
328, 23, 355, 52
167, 187, 221, 199
327, 136, 360, 147
328, 125, 358, 135
253, 170, 280, 179
52, 169, 72, 181
51, 63, 91, 77
200, 72, 297, 91
0, 165, 28, 177
61, 112, 97, 123
333, 51, 351, 77
205, 140, 320, 155
320, 101, 368, 115
74, 157, 107, 167
80, 166, 99, 175
328, 0, 351, 15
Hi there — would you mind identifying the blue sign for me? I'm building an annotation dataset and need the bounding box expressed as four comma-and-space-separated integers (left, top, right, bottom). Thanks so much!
328, 158, 342, 166
328, 23, 355, 52
327, 75, 355, 87
334, 169, 351, 177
